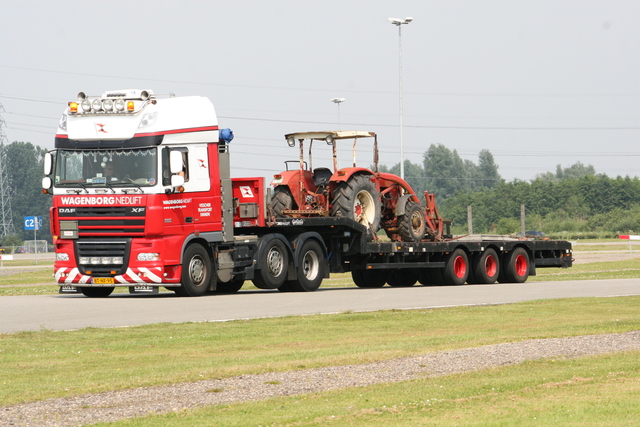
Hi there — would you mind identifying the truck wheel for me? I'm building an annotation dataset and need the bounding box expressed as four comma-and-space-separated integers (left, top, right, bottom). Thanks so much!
214, 278, 244, 294
280, 240, 325, 292
176, 244, 212, 297
332, 175, 381, 234
387, 269, 419, 287
442, 248, 469, 285
503, 247, 530, 283
252, 238, 289, 289
470, 248, 500, 284
80, 287, 114, 298
351, 269, 388, 288
397, 201, 426, 242
418, 268, 445, 286
270, 186, 294, 217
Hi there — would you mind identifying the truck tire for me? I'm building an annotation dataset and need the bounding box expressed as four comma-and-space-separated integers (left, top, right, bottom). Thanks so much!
469, 248, 500, 284
503, 247, 530, 283
442, 248, 469, 285
351, 269, 388, 288
80, 287, 114, 298
387, 269, 419, 287
252, 238, 289, 289
175, 244, 212, 297
332, 175, 381, 235
270, 186, 294, 218
418, 268, 445, 286
213, 277, 244, 294
280, 240, 325, 292
397, 201, 426, 242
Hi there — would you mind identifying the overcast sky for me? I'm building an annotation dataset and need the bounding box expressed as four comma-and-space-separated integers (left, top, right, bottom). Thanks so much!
1, 1, 638, 182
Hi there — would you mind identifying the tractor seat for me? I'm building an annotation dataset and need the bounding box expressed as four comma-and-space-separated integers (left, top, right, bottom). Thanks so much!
313, 168, 332, 187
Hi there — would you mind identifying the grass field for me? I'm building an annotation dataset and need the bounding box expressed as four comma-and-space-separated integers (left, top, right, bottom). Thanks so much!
3, 297, 640, 425
94, 352, 640, 426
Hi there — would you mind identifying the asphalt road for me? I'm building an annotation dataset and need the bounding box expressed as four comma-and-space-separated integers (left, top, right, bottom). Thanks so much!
2, 278, 640, 333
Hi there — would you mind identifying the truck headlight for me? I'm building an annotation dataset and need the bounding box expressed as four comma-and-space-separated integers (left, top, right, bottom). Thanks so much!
137, 253, 160, 261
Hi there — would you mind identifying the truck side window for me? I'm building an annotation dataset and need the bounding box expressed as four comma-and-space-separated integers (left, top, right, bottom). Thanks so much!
162, 147, 189, 185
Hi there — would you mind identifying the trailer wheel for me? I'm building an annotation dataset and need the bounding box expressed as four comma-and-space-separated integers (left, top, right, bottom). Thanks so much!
418, 269, 445, 286
214, 277, 244, 294
280, 240, 325, 292
176, 244, 212, 297
351, 269, 388, 288
397, 201, 426, 242
470, 248, 500, 284
442, 249, 469, 285
332, 175, 381, 235
270, 186, 294, 217
503, 247, 530, 283
80, 287, 114, 298
252, 238, 289, 289
387, 269, 419, 287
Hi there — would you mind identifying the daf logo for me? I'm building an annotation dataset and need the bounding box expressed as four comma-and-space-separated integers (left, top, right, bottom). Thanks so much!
59, 208, 76, 213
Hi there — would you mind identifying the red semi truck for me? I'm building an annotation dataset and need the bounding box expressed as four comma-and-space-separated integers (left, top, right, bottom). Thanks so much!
43, 90, 572, 297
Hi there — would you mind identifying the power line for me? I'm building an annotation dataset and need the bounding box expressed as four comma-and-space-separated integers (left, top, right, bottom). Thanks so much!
2, 64, 640, 98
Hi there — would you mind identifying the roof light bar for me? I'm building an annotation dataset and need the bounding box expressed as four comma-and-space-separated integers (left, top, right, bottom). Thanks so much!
67, 89, 155, 115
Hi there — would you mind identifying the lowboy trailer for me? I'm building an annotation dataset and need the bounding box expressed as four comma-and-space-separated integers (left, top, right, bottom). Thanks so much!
43, 90, 572, 297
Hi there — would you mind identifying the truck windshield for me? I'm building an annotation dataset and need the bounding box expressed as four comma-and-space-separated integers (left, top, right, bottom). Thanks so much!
54, 148, 158, 187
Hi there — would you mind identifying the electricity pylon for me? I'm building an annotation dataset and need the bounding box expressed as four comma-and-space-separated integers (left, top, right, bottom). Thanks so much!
0, 102, 15, 238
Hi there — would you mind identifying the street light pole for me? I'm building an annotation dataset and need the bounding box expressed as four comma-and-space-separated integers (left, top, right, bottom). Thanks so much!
330, 97, 346, 167
330, 98, 346, 129
388, 17, 413, 180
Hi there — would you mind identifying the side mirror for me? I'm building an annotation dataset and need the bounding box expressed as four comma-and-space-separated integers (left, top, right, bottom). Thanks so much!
171, 174, 185, 187
42, 177, 52, 190
169, 150, 183, 174
44, 152, 53, 175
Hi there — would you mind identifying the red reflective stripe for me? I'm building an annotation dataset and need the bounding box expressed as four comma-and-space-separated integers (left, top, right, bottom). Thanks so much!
56, 134, 69, 139
134, 125, 219, 138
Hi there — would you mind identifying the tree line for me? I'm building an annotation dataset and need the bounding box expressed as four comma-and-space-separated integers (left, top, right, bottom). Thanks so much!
0, 142, 51, 247
2, 140, 637, 247
383, 144, 640, 239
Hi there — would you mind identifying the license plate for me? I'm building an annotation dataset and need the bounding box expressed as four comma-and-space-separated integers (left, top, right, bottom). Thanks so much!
92, 277, 115, 285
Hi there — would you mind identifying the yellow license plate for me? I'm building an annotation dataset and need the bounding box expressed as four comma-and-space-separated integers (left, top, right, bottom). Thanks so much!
92, 277, 115, 285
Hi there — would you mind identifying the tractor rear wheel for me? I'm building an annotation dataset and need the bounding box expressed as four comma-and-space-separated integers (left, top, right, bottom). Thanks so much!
331, 175, 381, 235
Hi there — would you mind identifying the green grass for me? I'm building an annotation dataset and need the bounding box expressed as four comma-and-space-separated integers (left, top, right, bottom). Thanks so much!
573, 244, 640, 251
2, 296, 639, 407
0, 266, 53, 287
95, 351, 640, 426
529, 258, 640, 282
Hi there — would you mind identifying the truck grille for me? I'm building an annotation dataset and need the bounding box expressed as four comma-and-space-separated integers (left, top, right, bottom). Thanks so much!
59, 206, 146, 236
75, 239, 130, 276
